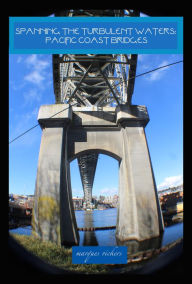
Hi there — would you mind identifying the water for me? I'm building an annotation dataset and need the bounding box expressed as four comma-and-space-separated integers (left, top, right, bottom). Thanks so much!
9, 225, 32, 236
9, 208, 183, 247
161, 222, 183, 246
75, 208, 117, 228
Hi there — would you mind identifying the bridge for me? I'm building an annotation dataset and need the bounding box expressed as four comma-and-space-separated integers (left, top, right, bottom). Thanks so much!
52, 51, 138, 209
32, 9, 164, 249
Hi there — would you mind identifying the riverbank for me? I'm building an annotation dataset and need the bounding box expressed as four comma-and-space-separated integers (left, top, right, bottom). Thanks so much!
10, 234, 110, 274
10, 233, 183, 274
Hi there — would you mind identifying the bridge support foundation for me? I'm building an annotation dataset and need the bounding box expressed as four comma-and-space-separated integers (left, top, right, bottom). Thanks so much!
32, 105, 79, 246
32, 104, 164, 247
116, 126, 163, 244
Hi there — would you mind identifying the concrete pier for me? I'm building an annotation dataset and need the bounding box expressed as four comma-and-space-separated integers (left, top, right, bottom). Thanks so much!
32, 105, 79, 246
32, 104, 164, 246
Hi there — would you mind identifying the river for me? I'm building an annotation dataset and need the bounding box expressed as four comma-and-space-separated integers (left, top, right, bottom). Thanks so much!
9, 208, 183, 247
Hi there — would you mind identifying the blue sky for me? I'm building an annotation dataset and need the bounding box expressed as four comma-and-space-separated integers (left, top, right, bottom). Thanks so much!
9, 53, 183, 197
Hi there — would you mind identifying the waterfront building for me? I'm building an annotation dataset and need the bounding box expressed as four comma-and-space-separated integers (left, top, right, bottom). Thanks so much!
72, 197, 84, 210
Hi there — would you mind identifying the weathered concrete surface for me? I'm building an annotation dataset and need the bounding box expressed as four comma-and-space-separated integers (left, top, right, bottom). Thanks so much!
32, 105, 79, 246
116, 104, 149, 126
116, 126, 163, 242
69, 105, 164, 243
33, 103, 164, 246
38, 104, 72, 128
68, 128, 122, 162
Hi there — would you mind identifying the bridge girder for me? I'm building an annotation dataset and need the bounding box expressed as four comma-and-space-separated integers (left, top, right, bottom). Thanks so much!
53, 53, 138, 107
52, 9, 139, 209
77, 153, 98, 208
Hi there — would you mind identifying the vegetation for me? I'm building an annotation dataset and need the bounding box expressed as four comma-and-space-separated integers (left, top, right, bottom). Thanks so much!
10, 233, 183, 274
11, 234, 111, 274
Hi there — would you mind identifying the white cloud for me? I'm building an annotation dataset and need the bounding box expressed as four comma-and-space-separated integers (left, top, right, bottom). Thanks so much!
25, 54, 50, 71
145, 60, 169, 81
72, 188, 84, 197
157, 175, 183, 190
137, 55, 175, 82
99, 187, 118, 196
24, 71, 45, 85
138, 54, 149, 62
25, 54, 37, 65
24, 55, 51, 86
72, 187, 118, 198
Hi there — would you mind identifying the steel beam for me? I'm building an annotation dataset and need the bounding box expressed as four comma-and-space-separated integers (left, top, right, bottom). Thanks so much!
78, 153, 98, 209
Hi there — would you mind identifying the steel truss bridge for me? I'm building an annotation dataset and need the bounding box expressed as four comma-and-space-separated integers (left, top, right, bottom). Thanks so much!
52, 9, 139, 208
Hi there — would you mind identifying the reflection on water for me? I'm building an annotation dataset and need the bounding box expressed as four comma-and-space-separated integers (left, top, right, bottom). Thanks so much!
10, 208, 183, 254
162, 222, 183, 246
75, 208, 117, 228
76, 208, 183, 255
116, 234, 163, 255
78, 209, 163, 254
82, 212, 98, 246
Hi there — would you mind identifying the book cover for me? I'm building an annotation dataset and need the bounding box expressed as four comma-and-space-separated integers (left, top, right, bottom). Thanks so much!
9, 9, 183, 276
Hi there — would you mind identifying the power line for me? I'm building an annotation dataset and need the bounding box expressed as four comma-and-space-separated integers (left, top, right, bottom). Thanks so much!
9, 101, 79, 144
9, 123, 39, 144
135, 60, 183, 79
9, 60, 183, 145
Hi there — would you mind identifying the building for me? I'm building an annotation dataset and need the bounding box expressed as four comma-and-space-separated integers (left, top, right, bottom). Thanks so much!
72, 197, 84, 210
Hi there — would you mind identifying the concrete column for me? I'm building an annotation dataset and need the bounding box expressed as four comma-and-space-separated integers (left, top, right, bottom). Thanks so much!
117, 129, 139, 241
116, 126, 164, 243
60, 128, 79, 246
116, 105, 164, 244
32, 104, 79, 246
